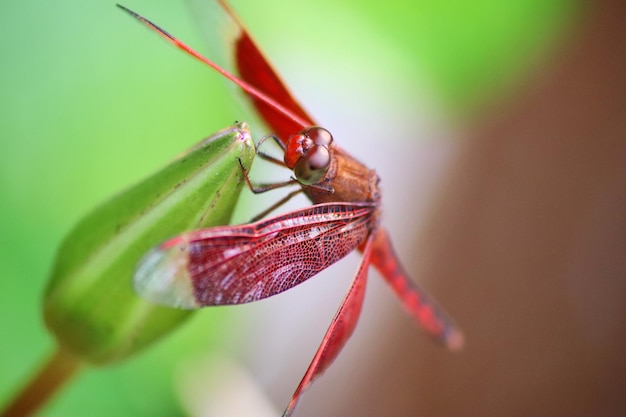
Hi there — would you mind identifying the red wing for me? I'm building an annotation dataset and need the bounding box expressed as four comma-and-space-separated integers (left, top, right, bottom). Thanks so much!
370, 228, 465, 350
217, 0, 316, 143
134, 202, 376, 309
283, 232, 374, 417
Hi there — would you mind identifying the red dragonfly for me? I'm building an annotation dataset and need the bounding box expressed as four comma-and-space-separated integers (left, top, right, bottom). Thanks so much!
119, 2, 463, 415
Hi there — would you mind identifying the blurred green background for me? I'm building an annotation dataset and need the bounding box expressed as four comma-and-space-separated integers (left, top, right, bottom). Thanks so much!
0, 0, 576, 415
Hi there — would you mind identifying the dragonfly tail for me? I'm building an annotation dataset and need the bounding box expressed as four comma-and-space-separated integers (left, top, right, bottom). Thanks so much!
370, 228, 464, 351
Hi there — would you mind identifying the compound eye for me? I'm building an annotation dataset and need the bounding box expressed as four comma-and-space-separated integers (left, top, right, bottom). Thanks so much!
284, 126, 334, 169
293, 145, 331, 185
284, 133, 311, 167
304, 126, 333, 146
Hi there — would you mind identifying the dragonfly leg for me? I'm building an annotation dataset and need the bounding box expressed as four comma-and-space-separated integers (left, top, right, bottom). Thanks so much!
249, 189, 303, 221
256, 150, 287, 167
254, 134, 289, 168
237, 158, 305, 221
257, 133, 286, 151
237, 157, 299, 193
303, 181, 334, 194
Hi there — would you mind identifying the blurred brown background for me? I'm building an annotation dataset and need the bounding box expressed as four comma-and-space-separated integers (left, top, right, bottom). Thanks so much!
291, 1, 625, 415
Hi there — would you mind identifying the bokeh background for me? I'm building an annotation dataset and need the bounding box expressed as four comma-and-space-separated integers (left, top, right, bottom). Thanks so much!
1, 0, 624, 416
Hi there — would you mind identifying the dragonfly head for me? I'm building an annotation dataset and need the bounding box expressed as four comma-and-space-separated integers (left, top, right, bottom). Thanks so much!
284, 126, 334, 185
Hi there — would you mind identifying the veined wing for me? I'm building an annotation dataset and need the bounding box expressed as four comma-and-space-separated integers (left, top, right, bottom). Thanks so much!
134, 202, 376, 308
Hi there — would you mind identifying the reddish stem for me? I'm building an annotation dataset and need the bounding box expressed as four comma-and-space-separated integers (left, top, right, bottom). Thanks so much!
1, 348, 82, 417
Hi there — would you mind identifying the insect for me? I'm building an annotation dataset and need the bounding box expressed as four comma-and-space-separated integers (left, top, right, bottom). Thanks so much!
118, 2, 464, 416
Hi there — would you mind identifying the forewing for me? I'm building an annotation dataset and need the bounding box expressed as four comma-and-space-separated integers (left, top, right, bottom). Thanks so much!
229, 10, 316, 142
192, 0, 316, 142
134, 202, 376, 309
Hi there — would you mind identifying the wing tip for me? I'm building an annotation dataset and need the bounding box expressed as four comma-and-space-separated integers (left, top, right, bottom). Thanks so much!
133, 244, 199, 309
444, 327, 465, 352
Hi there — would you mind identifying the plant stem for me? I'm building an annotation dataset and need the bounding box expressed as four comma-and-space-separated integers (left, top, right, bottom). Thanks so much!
1, 347, 82, 417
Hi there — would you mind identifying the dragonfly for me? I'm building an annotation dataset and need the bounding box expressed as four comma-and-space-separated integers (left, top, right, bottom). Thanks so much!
118, 2, 464, 416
